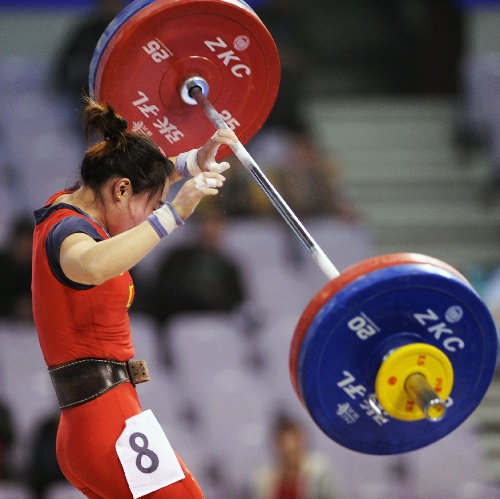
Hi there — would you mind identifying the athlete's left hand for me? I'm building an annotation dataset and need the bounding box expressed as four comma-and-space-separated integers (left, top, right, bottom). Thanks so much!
197, 129, 238, 173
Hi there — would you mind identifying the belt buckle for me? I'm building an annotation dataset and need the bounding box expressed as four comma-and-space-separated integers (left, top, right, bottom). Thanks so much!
127, 360, 151, 386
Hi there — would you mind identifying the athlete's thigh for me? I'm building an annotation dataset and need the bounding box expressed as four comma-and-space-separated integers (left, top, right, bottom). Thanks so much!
146, 455, 204, 499
58, 384, 204, 498
56, 452, 106, 499
58, 384, 143, 497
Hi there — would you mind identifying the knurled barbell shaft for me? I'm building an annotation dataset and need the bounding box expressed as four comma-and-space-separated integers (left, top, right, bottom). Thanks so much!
405, 373, 447, 422
188, 85, 340, 281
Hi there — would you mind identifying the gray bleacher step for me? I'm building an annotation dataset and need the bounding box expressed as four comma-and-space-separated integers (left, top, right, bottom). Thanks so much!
346, 176, 486, 203
482, 460, 500, 483
358, 201, 499, 226
480, 382, 500, 402
303, 95, 500, 269
374, 242, 500, 270
306, 97, 457, 121
471, 405, 500, 425
318, 121, 454, 151
306, 98, 457, 149
477, 441, 500, 461
475, 378, 500, 437
373, 223, 499, 246
340, 152, 485, 178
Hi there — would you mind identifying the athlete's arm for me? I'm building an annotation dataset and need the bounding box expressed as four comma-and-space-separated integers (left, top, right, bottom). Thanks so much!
60, 172, 225, 285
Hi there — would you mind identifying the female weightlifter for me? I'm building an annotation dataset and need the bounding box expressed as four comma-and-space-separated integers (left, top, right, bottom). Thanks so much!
31, 98, 237, 498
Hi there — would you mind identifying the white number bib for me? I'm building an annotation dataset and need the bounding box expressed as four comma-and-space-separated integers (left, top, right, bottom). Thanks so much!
116, 409, 185, 498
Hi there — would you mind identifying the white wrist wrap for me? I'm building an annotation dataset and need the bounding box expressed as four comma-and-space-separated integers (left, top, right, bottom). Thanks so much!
147, 203, 184, 239
186, 148, 202, 176
176, 149, 202, 178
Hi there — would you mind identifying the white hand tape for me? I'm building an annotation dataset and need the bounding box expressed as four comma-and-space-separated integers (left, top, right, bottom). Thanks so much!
206, 161, 230, 174
194, 175, 217, 191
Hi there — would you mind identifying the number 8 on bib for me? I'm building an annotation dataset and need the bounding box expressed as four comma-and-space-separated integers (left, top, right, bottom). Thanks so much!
116, 410, 185, 498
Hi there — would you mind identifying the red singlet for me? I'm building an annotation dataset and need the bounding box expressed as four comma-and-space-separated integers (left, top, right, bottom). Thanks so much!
32, 191, 203, 499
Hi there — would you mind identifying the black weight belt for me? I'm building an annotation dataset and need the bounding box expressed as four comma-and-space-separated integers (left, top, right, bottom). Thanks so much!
49, 358, 150, 410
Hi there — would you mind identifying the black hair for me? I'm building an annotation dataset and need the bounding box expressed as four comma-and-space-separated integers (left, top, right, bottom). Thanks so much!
77, 98, 174, 204
272, 411, 302, 436
10, 215, 34, 238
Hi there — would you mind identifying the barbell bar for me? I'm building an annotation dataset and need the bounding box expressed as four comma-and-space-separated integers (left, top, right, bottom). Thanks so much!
89, 0, 498, 455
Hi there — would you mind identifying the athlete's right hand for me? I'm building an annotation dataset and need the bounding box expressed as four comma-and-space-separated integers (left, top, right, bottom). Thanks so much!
170, 171, 225, 220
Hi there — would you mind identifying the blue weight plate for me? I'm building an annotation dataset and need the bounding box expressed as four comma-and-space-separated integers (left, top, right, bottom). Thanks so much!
296, 263, 497, 455
89, 0, 156, 99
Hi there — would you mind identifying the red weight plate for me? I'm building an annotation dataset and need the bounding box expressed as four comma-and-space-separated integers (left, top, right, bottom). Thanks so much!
289, 253, 470, 402
92, 0, 280, 160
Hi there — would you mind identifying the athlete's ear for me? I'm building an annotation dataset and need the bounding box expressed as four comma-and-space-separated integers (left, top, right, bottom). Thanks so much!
113, 178, 132, 201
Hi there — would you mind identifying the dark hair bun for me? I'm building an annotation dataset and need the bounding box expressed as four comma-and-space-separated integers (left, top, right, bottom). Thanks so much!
83, 98, 128, 143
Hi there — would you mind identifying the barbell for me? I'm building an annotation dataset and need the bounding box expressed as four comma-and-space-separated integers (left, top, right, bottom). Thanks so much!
89, 0, 498, 455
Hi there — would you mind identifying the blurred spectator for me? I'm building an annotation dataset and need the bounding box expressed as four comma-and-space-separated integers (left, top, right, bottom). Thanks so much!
454, 53, 500, 205
0, 215, 34, 322
28, 413, 68, 499
416, 0, 463, 95
253, 0, 306, 126
51, 0, 127, 128
133, 205, 247, 367
454, 53, 497, 162
0, 126, 23, 238
481, 265, 500, 352
272, 121, 359, 222
221, 120, 360, 222
0, 399, 15, 480
248, 412, 343, 499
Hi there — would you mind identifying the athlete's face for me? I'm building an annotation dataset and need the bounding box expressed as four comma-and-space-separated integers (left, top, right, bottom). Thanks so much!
107, 183, 169, 236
